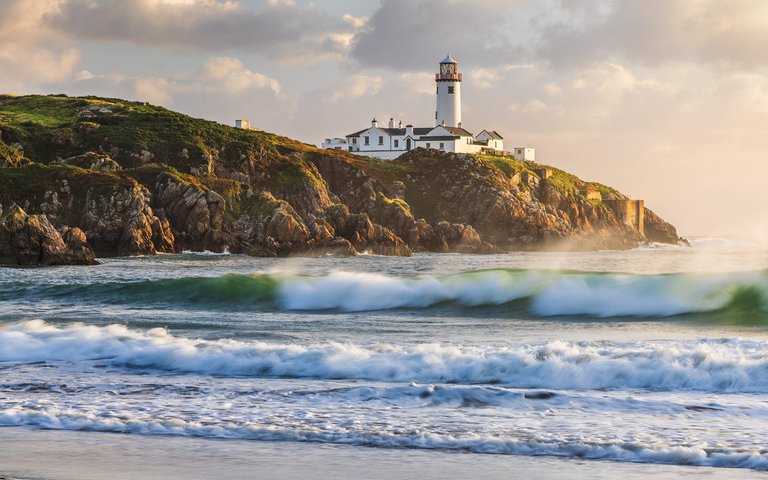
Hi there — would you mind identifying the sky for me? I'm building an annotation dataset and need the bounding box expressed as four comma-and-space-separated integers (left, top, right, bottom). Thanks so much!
2, 0, 767, 238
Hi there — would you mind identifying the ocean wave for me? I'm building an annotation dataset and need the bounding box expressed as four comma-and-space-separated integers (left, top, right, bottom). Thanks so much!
3, 321, 768, 392
5, 268, 767, 319
180, 249, 231, 256
1, 403, 766, 470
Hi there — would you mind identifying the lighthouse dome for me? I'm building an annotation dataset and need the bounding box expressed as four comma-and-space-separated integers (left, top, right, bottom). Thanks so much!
440, 54, 457, 64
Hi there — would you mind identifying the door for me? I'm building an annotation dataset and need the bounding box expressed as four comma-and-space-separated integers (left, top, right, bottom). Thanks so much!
406, 138, 412, 150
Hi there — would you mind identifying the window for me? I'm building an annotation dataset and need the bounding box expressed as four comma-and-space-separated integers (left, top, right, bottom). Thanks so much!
436, 86, 439, 94
378, 136, 383, 145
352, 138, 357, 145
435, 111, 438, 119
517, 149, 522, 154
426, 143, 431, 148
439, 142, 444, 150
448, 86, 454, 94
394, 139, 399, 148
364, 136, 369, 145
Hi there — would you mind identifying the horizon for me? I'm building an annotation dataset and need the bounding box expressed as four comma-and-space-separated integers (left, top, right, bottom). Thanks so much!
2, 0, 767, 238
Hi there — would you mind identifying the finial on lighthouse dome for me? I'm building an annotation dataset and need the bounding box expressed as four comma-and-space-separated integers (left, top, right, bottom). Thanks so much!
441, 54, 457, 64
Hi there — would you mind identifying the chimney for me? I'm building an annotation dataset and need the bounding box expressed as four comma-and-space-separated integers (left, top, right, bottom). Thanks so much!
398, 120, 403, 128
388, 117, 394, 128
371, 118, 378, 128
405, 124, 414, 136
441, 120, 445, 126
458, 121, 463, 129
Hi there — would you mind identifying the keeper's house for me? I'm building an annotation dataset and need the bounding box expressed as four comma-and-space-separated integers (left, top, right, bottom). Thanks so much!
321, 55, 534, 162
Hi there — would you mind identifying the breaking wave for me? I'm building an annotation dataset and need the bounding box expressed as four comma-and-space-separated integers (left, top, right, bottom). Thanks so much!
3, 320, 768, 392
4, 268, 767, 320
2, 404, 767, 470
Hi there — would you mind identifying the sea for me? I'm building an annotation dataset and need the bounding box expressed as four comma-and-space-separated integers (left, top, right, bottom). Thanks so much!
2, 238, 768, 478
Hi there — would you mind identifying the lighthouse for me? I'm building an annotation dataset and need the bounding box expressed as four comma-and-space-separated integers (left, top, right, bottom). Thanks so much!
435, 55, 462, 127
321, 56, 529, 162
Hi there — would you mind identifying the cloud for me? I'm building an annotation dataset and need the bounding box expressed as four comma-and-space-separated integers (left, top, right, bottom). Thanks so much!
470, 69, 498, 89
0, 0, 82, 91
328, 74, 383, 103
0, 46, 81, 90
201, 57, 281, 94
133, 77, 176, 105
130, 56, 281, 106
538, 0, 768, 68
44, 0, 363, 63
397, 72, 435, 96
350, 0, 524, 70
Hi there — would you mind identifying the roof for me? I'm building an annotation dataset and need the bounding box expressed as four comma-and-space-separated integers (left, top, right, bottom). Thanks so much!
383, 127, 433, 136
345, 128, 368, 138
442, 126, 474, 137
440, 54, 457, 64
417, 136, 461, 141
346, 126, 433, 138
478, 129, 504, 140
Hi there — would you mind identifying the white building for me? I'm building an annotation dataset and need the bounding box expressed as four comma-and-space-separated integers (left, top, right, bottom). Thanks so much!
435, 55, 462, 128
321, 56, 534, 161
512, 147, 535, 162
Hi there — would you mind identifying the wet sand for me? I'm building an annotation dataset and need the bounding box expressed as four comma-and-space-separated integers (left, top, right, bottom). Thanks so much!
0, 427, 764, 480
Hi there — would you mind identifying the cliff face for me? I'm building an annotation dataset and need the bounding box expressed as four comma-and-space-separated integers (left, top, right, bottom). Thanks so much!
0, 94, 685, 264
0, 205, 96, 266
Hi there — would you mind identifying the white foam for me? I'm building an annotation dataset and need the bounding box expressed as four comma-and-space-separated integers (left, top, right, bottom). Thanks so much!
3, 321, 768, 392
273, 269, 768, 317
1, 404, 767, 470
180, 248, 231, 256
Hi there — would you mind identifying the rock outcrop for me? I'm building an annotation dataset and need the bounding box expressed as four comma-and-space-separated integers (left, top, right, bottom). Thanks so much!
80, 182, 173, 256
644, 208, 689, 245
0, 205, 97, 266
153, 178, 224, 252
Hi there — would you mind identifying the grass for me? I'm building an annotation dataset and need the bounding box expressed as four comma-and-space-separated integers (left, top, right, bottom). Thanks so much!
545, 168, 583, 196
0, 94, 309, 169
477, 154, 533, 177
125, 163, 206, 190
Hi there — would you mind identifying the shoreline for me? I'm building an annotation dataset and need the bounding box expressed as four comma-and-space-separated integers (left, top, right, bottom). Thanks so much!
0, 427, 764, 480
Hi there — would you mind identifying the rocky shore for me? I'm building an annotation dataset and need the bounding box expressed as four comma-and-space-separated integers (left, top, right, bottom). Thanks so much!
0, 94, 685, 266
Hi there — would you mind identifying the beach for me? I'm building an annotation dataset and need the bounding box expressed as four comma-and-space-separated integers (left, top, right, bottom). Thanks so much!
2, 428, 763, 480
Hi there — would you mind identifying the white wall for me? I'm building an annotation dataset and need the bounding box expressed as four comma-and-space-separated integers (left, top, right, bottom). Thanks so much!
454, 140, 484, 154
512, 147, 536, 161
436, 81, 461, 127
353, 150, 404, 160
475, 131, 504, 152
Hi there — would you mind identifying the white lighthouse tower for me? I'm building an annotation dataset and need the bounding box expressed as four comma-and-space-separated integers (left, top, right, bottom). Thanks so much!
435, 55, 462, 127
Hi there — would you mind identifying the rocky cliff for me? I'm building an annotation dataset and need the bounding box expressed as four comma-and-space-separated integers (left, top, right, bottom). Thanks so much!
0, 94, 685, 265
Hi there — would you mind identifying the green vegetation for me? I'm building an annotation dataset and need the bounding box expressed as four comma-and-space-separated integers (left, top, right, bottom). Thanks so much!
231, 191, 284, 220
125, 163, 206, 190
587, 181, 624, 200
477, 154, 533, 177
0, 94, 310, 170
545, 168, 582, 196
0, 139, 24, 166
